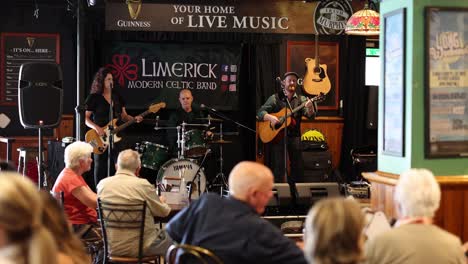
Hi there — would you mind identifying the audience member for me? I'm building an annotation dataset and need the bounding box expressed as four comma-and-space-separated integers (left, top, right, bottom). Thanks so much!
464, 241, 468, 261
0, 159, 15, 171
365, 168, 466, 264
39, 191, 90, 264
166, 161, 307, 264
0, 172, 58, 264
304, 197, 365, 264
97, 149, 171, 257
51, 141, 98, 233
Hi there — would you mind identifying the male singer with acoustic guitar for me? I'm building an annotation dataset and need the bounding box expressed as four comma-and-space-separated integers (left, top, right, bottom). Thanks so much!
85, 67, 143, 188
257, 72, 317, 183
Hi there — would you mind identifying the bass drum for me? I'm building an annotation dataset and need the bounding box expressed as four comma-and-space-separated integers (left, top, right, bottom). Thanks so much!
157, 158, 206, 199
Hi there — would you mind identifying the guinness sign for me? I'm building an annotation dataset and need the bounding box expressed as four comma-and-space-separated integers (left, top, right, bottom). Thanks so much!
126, 0, 141, 20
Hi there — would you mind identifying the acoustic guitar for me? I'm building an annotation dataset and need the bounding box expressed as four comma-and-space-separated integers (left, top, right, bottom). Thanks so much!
258, 93, 325, 143
303, 34, 331, 95
85, 102, 166, 154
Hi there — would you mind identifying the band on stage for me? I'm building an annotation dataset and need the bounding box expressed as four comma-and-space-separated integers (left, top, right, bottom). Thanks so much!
83, 67, 319, 196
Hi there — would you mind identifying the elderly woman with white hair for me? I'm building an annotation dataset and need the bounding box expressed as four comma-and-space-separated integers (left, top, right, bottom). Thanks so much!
52, 141, 98, 229
365, 168, 466, 264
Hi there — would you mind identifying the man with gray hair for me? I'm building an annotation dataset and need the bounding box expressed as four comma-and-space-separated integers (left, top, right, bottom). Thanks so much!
365, 168, 465, 264
97, 149, 171, 257
166, 161, 307, 264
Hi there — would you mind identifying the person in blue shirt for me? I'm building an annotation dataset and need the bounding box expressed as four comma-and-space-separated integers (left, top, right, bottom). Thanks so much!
166, 161, 307, 264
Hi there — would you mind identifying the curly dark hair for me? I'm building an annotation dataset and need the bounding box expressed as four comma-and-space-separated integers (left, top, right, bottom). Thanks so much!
90, 67, 112, 94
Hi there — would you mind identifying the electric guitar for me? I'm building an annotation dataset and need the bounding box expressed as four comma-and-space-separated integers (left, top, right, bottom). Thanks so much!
258, 93, 325, 143
303, 34, 331, 95
85, 102, 166, 154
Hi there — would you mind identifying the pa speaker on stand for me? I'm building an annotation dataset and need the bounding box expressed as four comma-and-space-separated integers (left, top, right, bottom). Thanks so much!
18, 62, 63, 190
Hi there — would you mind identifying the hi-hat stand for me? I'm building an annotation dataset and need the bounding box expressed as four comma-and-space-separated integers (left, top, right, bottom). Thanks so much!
210, 123, 229, 194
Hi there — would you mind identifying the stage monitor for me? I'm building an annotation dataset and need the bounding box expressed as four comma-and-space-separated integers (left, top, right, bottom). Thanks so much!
268, 182, 341, 207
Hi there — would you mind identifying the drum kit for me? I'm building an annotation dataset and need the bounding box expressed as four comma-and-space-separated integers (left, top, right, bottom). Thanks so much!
135, 116, 231, 198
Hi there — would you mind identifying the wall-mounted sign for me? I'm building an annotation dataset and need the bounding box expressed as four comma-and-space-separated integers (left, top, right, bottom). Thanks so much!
314, 0, 353, 35
106, 0, 320, 34
425, 7, 468, 158
0, 33, 60, 105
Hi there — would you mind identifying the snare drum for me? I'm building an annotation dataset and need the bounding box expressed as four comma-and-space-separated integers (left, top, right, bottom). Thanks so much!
157, 158, 206, 199
184, 129, 207, 158
137, 141, 169, 170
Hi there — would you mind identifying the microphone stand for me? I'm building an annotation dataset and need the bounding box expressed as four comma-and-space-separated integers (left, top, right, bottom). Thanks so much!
283, 92, 299, 211
202, 106, 255, 134
37, 120, 46, 190
107, 95, 114, 178
188, 149, 210, 202
74, 104, 87, 141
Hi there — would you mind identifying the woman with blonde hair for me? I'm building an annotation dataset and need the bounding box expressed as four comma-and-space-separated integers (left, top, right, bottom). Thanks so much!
0, 172, 58, 264
304, 197, 365, 264
39, 191, 91, 264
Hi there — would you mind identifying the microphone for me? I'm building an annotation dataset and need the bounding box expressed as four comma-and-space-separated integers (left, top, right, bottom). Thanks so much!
275, 77, 287, 101
154, 115, 160, 130
200, 104, 217, 112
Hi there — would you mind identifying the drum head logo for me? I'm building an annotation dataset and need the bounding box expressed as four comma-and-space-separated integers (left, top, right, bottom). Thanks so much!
314, 0, 353, 35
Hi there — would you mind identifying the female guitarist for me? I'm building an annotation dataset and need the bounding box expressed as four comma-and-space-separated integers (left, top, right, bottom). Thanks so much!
257, 72, 317, 183
85, 67, 142, 188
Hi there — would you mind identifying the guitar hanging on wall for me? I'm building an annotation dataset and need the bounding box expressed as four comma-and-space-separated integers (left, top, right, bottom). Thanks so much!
303, 34, 331, 95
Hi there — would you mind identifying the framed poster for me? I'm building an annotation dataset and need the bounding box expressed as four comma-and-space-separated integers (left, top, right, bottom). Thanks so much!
287, 41, 339, 110
0, 33, 60, 105
425, 7, 468, 158
383, 8, 406, 156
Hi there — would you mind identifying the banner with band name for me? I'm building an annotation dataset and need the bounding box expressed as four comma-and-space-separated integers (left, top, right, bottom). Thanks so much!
103, 42, 241, 110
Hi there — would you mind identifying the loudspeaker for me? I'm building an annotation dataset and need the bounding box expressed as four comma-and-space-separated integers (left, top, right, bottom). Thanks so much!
366, 85, 378, 129
301, 150, 332, 182
18, 62, 63, 128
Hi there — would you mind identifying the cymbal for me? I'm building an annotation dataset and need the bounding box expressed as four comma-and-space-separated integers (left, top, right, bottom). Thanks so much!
183, 123, 209, 127
208, 139, 233, 144
196, 117, 223, 122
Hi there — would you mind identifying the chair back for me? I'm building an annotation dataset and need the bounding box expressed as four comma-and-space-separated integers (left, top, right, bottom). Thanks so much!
97, 198, 147, 262
50, 190, 64, 207
166, 244, 223, 264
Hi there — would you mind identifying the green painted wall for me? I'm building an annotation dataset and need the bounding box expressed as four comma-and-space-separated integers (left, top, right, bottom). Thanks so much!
378, 0, 468, 175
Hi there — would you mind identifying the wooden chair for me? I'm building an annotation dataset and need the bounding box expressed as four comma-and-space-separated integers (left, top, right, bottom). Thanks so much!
165, 244, 223, 264
97, 198, 161, 264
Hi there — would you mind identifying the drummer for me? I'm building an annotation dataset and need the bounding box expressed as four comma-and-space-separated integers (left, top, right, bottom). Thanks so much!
167, 88, 213, 155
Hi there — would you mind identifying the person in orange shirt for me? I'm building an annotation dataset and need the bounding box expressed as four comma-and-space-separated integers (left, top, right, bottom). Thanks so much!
52, 141, 98, 235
